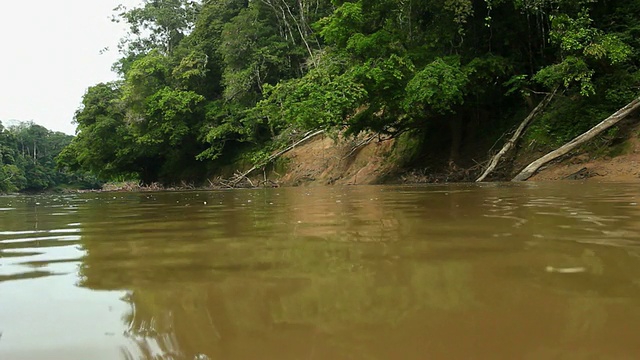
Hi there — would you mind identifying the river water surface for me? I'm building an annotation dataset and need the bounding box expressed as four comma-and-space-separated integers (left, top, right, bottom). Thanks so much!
2, 183, 640, 359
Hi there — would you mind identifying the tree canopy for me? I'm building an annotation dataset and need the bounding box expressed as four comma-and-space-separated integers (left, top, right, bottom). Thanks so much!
0, 121, 100, 193
58, 0, 640, 184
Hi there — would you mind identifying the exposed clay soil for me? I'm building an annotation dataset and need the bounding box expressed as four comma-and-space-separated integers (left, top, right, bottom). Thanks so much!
275, 132, 398, 186
268, 121, 640, 186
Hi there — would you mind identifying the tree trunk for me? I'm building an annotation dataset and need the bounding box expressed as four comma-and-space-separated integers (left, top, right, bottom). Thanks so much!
512, 96, 640, 181
476, 89, 556, 182
449, 116, 462, 166
229, 129, 325, 187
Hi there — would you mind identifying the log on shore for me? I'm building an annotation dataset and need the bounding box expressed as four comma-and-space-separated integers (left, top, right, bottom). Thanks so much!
512, 97, 640, 181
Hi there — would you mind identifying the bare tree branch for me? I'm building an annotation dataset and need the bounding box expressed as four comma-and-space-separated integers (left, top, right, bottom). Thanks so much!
513, 96, 640, 181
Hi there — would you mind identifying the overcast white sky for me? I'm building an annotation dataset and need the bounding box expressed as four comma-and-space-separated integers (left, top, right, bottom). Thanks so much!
0, 0, 140, 135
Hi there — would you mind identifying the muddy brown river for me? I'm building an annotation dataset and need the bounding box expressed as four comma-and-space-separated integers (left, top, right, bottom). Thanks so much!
2, 183, 640, 359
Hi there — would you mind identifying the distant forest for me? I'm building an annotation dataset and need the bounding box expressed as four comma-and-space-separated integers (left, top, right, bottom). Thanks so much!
44, 1, 640, 184
0, 121, 99, 192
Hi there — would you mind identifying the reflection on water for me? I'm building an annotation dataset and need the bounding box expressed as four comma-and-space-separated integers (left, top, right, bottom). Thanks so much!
2, 183, 640, 359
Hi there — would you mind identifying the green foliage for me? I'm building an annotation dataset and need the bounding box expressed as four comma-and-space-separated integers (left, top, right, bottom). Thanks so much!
196, 100, 255, 161
525, 92, 620, 148
219, 3, 300, 104
534, 10, 632, 95
122, 50, 171, 108
58, 83, 135, 180
0, 164, 26, 193
57, 0, 640, 184
256, 54, 368, 131
444, 0, 474, 26
114, 0, 201, 56
172, 50, 209, 89
534, 56, 595, 95
405, 57, 468, 115
551, 11, 631, 64
141, 87, 204, 146
601, 70, 640, 107
317, 1, 364, 47
0, 121, 99, 193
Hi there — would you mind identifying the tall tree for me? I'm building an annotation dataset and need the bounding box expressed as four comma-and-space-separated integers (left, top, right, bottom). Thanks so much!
59, 0, 640, 184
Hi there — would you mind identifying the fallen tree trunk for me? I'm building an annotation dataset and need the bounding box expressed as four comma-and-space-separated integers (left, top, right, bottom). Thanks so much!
229, 129, 325, 187
476, 89, 557, 182
512, 96, 640, 181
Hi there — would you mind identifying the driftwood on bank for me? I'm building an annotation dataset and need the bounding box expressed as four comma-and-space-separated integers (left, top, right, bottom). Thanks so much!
476, 89, 557, 182
512, 96, 640, 181
563, 167, 603, 180
340, 133, 378, 160
228, 129, 325, 187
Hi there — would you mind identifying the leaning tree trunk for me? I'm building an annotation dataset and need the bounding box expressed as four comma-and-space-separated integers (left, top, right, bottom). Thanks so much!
476, 89, 556, 182
229, 129, 325, 187
512, 96, 640, 181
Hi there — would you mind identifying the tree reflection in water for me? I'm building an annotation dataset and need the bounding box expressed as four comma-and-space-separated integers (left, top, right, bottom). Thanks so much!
72, 185, 640, 359
91, 243, 476, 359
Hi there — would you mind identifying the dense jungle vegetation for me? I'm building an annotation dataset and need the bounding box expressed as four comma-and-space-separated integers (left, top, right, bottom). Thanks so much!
0, 121, 100, 192
56, 0, 640, 185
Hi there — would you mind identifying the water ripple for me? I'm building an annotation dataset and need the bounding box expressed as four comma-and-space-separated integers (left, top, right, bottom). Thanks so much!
0, 196, 85, 283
